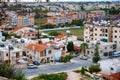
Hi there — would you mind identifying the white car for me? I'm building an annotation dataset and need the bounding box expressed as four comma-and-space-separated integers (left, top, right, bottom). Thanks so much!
80, 56, 88, 60
27, 64, 38, 69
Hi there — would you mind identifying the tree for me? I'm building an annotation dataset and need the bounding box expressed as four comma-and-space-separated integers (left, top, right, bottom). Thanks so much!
49, 31, 60, 36
80, 43, 88, 56
67, 41, 74, 52
71, 20, 84, 26
92, 45, 100, 63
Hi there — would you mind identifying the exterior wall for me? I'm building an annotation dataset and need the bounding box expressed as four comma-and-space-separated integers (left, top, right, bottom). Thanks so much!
23, 16, 29, 26
84, 23, 120, 50
47, 12, 85, 25
0, 50, 22, 64
18, 16, 23, 27
86, 43, 115, 58
112, 27, 120, 50
24, 32, 37, 39
28, 17, 34, 26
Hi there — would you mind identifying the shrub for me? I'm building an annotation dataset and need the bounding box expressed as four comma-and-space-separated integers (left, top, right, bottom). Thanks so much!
59, 54, 73, 63
33, 72, 67, 80
88, 65, 101, 73
0, 63, 25, 80
14, 70, 25, 80
81, 67, 85, 74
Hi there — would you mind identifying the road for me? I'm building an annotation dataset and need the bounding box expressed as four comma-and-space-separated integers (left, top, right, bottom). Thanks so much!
22, 58, 93, 79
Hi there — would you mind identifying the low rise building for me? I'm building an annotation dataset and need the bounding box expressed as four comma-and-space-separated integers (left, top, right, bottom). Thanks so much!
99, 58, 120, 80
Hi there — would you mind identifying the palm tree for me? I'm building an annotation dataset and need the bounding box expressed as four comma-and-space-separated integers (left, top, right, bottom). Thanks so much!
80, 43, 88, 56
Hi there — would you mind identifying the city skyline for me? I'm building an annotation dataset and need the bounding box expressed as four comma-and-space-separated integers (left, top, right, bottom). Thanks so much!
21, 0, 119, 2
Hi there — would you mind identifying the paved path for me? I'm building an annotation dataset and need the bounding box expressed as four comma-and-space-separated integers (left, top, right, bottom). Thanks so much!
22, 58, 93, 79
66, 71, 81, 80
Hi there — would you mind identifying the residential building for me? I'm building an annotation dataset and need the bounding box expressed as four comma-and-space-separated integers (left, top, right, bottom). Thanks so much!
25, 42, 64, 63
86, 41, 116, 58
12, 26, 38, 39
84, 22, 120, 50
99, 59, 120, 80
0, 43, 23, 64
47, 11, 86, 25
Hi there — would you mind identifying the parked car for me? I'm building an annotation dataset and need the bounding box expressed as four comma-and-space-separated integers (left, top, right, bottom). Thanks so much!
33, 61, 40, 65
80, 56, 88, 60
27, 64, 38, 69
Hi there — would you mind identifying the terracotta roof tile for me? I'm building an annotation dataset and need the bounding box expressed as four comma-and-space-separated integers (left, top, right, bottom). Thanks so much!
55, 34, 66, 39
12, 26, 24, 32
26, 44, 48, 51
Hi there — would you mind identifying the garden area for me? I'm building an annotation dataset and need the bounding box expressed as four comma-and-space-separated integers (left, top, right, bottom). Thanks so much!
32, 72, 67, 80
44, 28, 84, 39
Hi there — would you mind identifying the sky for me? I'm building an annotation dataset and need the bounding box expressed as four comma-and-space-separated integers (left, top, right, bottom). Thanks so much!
22, 0, 118, 2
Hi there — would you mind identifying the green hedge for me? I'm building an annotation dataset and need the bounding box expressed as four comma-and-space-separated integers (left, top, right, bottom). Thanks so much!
88, 65, 101, 73
33, 72, 67, 80
59, 54, 73, 63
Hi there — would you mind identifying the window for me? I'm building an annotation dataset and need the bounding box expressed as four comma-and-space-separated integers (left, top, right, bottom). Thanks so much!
111, 67, 114, 70
95, 33, 97, 36
16, 53, 19, 58
114, 41, 117, 43
48, 50, 51, 54
114, 35, 117, 38
113, 44, 117, 49
105, 29, 108, 33
110, 46, 112, 48
105, 34, 107, 37
115, 30, 117, 33
32, 34, 34, 36
105, 47, 107, 49
100, 29, 102, 31
28, 34, 30, 36
6, 53, 8, 57
95, 28, 97, 31
103, 52, 108, 57
100, 34, 102, 36
85, 36, 87, 38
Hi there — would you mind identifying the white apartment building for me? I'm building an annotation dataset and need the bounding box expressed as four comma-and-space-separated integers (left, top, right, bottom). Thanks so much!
86, 41, 116, 58
84, 23, 120, 50
0, 43, 23, 64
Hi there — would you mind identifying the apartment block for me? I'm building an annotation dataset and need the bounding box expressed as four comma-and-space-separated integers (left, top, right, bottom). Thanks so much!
84, 23, 120, 50
47, 11, 86, 25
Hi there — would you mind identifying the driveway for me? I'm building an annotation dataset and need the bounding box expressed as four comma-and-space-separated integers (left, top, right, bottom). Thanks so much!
22, 57, 93, 79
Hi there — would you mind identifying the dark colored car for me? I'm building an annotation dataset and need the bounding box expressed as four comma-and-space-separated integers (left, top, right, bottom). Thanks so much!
33, 61, 40, 65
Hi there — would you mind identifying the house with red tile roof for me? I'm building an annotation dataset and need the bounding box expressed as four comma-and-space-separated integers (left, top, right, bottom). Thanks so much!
12, 27, 38, 39
26, 43, 64, 63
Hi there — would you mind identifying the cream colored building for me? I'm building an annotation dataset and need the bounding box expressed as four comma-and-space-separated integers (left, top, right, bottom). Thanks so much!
84, 23, 120, 50
86, 41, 116, 58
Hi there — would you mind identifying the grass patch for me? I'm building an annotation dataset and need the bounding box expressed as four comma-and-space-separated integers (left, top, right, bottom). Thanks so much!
44, 27, 84, 39
33, 72, 67, 80
35, 18, 47, 26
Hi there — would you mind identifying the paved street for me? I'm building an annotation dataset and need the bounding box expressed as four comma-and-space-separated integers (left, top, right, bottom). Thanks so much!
22, 57, 93, 79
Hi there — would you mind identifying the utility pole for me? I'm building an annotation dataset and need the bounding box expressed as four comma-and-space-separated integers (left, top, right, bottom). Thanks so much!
8, 45, 10, 64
